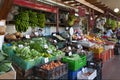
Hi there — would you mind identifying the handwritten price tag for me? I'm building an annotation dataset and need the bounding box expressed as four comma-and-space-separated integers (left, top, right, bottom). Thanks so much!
25, 35, 30, 39
44, 58, 49, 63
68, 52, 72, 56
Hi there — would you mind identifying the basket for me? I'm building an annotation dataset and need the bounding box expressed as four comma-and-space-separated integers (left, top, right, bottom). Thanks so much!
34, 60, 68, 80
12, 54, 42, 70
62, 54, 86, 71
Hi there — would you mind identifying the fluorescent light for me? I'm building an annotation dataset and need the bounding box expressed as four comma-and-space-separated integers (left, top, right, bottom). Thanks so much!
114, 8, 119, 13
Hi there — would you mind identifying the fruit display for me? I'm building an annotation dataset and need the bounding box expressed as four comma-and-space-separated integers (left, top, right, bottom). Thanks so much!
85, 35, 104, 44
89, 44, 104, 54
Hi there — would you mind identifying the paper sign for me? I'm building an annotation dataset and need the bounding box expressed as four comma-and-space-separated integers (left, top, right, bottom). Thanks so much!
35, 32, 39, 36
68, 46, 71, 50
44, 58, 49, 63
18, 44, 24, 48
25, 35, 30, 39
68, 52, 72, 56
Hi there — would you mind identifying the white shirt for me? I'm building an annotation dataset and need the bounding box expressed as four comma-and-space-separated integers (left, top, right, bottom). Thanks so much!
105, 29, 113, 37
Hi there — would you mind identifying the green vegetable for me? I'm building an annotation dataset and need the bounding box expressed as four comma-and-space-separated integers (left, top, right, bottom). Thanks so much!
67, 14, 76, 26
29, 11, 38, 28
15, 11, 29, 32
37, 13, 46, 28
0, 63, 11, 73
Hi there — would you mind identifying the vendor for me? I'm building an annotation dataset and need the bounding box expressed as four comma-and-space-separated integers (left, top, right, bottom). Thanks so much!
102, 27, 113, 38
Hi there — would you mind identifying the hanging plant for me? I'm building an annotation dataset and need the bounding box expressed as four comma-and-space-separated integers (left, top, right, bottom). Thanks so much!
15, 11, 29, 32
67, 14, 76, 26
29, 10, 38, 28
37, 13, 46, 28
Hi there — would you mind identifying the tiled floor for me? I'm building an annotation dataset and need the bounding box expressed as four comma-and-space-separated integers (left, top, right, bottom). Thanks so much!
102, 55, 120, 80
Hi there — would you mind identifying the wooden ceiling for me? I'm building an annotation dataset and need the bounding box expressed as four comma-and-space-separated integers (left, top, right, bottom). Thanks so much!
85, 0, 120, 19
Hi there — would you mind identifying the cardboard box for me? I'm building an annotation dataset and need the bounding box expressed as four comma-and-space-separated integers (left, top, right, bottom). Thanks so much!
0, 65, 16, 79
77, 68, 97, 80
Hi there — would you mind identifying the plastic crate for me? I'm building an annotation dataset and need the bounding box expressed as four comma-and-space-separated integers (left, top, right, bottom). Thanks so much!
12, 54, 41, 70
86, 52, 94, 61
2, 44, 14, 58
34, 61, 68, 80
57, 73, 68, 80
68, 68, 82, 80
62, 54, 86, 71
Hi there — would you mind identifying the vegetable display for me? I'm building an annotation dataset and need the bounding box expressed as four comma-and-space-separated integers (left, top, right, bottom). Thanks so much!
40, 61, 63, 70
15, 11, 29, 32
8, 37, 65, 61
0, 50, 11, 75
29, 11, 38, 28
37, 13, 46, 28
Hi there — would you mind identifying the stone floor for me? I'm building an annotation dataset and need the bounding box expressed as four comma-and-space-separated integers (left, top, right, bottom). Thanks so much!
102, 55, 120, 80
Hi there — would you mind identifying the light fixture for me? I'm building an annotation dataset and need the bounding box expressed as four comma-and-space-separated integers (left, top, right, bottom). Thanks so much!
114, 8, 119, 13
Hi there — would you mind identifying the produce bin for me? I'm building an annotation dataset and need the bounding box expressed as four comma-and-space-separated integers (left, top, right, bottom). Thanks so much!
34, 60, 68, 80
77, 68, 97, 80
62, 54, 86, 71
0, 65, 16, 79
68, 68, 82, 80
12, 63, 33, 79
11, 54, 42, 70
2, 44, 14, 58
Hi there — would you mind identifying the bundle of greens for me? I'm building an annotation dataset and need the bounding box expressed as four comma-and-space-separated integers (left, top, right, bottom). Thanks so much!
15, 11, 29, 32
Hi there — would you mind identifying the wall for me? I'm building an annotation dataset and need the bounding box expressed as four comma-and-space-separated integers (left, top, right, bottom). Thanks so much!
6, 24, 65, 36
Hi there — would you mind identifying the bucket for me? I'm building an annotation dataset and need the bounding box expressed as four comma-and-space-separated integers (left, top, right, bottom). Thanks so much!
0, 35, 4, 50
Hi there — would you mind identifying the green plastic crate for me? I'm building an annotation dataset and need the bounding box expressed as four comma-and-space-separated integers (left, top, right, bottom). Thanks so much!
62, 54, 86, 71
78, 55, 86, 69
2, 44, 15, 58
11, 54, 42, 70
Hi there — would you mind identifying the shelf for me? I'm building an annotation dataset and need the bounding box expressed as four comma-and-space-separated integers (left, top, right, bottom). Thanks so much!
45, 22, 57, 25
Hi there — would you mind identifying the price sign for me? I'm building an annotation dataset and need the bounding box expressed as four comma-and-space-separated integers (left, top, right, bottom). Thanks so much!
44, 44, 48, 49
44, 58, 49, 63
68, 52, 72, 56
68, 46, 71, 50
35, 32, 39, 36
25, 35, 30, 39
18, 44, 24, 48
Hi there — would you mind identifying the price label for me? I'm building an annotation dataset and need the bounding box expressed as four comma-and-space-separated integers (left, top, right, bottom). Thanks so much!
44, 58, 49, 63
35, 32, 39, 36
54, 40, 57, 43
68, 46, 71, 50
18, 44, 24, 48
25, 35, 30, 39
68, 52, 72, 56
53, 33, 56, 36
44, 44, 48, 49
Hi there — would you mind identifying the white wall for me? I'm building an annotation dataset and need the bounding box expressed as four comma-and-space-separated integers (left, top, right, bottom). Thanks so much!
6, 24, 66, 36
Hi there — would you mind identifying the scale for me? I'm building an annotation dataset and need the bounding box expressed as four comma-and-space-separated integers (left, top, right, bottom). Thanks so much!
69, 27, 74, 42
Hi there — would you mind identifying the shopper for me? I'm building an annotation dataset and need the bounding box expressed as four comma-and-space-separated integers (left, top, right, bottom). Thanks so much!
105, 27, 113, 38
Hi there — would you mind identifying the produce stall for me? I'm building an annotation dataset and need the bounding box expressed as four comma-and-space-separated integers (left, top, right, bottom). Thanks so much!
0, 0, 119, 80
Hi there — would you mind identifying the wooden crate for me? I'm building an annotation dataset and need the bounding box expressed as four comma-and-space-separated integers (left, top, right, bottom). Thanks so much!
0, 65, 16, 79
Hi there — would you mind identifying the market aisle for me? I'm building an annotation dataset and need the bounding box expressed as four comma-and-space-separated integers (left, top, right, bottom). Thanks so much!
102, 55, 120, 80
